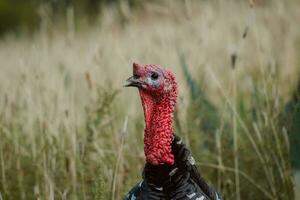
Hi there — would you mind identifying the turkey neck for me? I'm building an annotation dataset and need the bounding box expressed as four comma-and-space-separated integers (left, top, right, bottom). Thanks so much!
139, 89, 176, 165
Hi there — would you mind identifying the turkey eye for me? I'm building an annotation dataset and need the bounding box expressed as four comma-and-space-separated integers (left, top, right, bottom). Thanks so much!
151, 72, 159, 80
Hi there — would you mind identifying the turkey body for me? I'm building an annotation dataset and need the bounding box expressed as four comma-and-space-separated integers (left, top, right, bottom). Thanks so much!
124, 135, 222, 200
124, 63, 222, 200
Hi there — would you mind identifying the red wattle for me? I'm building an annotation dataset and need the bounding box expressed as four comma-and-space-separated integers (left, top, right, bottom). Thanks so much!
138, 69, 177, 165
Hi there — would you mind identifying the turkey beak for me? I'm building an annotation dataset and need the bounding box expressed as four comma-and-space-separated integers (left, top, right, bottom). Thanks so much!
124, 76, 143, 88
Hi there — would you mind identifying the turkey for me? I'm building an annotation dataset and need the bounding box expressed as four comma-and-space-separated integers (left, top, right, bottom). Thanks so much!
124, 63, 222, 200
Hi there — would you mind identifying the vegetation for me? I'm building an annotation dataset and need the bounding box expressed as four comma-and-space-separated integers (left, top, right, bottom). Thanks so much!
0, 0, 145, 35
0, 0, 299, 199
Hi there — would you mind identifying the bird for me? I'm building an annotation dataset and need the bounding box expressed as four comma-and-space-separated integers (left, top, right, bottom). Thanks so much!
123, 63, 222, 200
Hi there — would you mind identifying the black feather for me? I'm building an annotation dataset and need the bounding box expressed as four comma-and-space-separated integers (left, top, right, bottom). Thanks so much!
124, 134, 223, 200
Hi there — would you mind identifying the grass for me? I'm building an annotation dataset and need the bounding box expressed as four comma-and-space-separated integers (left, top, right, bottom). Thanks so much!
0, 0, 300, 199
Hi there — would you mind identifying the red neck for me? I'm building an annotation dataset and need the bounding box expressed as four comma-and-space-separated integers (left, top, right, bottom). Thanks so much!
139, 89, 176, 165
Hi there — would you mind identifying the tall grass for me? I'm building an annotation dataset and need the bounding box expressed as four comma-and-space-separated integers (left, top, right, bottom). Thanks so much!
0, 0, 299, 199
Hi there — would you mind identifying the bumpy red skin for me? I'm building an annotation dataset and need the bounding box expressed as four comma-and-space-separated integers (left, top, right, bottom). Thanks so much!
133, 63, 177, 165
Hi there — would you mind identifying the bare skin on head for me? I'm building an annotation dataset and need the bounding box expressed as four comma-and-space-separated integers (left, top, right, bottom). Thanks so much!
125, 63, 177, 165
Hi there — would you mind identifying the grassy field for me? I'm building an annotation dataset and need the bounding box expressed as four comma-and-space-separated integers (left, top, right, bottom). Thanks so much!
0, 0, 300, 199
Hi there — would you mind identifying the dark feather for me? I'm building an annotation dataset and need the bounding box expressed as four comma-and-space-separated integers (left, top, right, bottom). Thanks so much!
124, 134, 222, 200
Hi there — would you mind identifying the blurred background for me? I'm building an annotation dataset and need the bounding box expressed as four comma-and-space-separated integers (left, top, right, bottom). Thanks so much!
0, 0, 300, 199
